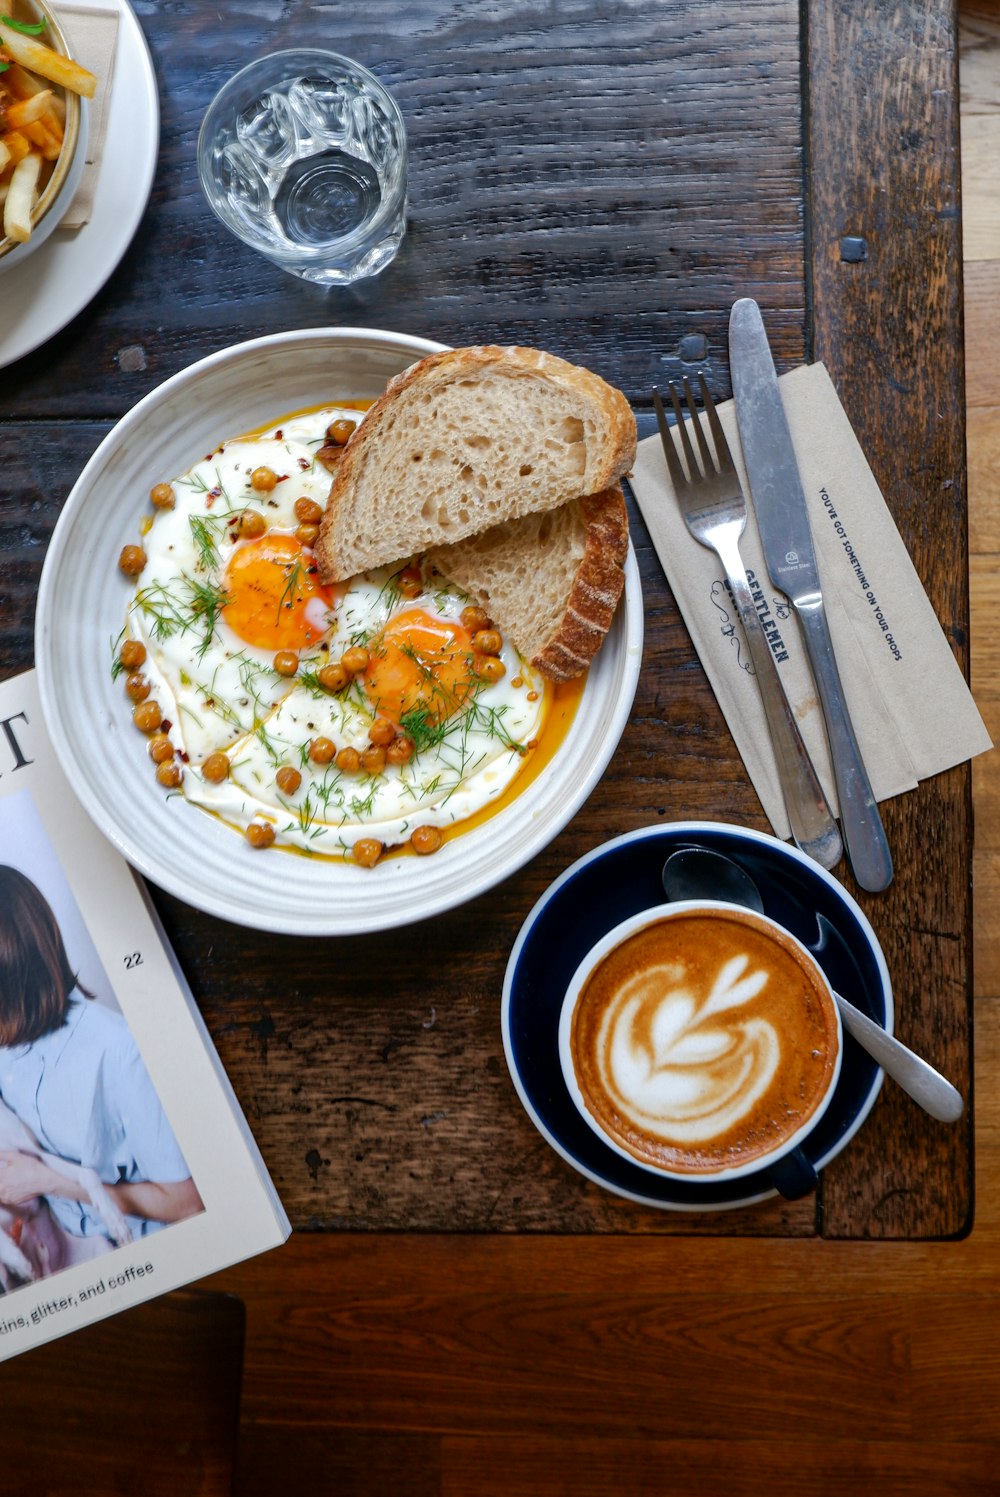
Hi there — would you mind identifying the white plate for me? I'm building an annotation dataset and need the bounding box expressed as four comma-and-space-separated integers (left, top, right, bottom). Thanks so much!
35, 328, 644, 936
0, 0, 158, 369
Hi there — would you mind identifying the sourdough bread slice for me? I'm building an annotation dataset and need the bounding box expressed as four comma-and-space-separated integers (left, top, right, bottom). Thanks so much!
315, 345, 636, 582
427, 485, 629, 681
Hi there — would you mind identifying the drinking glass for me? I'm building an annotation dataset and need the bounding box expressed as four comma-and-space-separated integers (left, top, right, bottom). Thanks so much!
197, 50, 407, 286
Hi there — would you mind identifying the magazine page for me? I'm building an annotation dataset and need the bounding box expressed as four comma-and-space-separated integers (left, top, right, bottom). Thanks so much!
0, 670, 290, 1362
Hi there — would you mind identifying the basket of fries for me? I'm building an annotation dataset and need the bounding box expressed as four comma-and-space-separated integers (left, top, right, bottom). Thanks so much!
0, 0, 97, 268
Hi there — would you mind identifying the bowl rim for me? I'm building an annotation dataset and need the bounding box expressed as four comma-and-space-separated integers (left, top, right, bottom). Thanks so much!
35, 326, 644, 934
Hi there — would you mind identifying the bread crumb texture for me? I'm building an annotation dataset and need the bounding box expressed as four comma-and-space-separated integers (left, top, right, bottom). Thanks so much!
316, 345, 636, 582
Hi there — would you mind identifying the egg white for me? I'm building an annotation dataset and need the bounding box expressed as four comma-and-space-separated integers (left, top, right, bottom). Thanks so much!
129, 421, 339, 761
124, 406, 548, 857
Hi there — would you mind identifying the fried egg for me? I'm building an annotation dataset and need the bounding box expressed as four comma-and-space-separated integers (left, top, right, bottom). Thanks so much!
120, 405, 556, 860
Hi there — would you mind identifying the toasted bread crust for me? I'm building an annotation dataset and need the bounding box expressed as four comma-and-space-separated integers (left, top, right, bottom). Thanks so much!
428, 485, 629, 682
315, 345, 636, 583
529, 487, 629, 679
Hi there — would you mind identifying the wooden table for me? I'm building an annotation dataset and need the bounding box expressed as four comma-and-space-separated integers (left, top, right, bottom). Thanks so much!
1, 0, 971, 1240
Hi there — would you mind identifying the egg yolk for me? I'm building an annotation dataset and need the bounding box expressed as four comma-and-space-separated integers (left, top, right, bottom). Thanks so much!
223, 534, 333, 651
365, 609, 477, 725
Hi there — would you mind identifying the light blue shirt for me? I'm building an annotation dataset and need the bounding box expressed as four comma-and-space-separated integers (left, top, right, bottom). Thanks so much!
0, 991, 191, 1240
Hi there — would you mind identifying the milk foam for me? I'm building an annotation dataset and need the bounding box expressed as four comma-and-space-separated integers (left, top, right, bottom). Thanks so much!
594, 953, 782, 1144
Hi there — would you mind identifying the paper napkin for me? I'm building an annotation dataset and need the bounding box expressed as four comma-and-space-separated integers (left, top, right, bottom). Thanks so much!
54, 2, 120, 228
628, 362, 992, 840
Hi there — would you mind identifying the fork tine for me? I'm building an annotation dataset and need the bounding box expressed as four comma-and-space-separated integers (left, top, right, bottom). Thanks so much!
666, 381, 701, 479
683, 376, 715, 475
697, 374, 736, 475
652, 386, 687, 489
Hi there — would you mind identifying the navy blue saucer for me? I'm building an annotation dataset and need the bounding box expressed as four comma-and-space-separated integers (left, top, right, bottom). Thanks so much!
501, 822, 890, 1211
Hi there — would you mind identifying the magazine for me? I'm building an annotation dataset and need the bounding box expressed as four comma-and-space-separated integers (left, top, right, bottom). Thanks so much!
0, 669, 290, 1362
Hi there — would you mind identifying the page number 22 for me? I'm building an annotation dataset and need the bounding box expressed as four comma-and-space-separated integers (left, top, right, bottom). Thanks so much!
123, 951, 144, 969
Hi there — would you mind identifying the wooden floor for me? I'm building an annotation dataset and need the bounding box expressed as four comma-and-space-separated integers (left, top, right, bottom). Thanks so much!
205, 9, 1000, 1490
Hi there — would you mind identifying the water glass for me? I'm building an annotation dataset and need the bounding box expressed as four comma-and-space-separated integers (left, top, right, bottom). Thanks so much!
197, 50, 407, 286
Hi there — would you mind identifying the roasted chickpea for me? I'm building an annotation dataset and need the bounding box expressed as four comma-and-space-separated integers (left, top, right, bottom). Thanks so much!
353, 837, 384, 868
246, 822, 276, 849
473, 629, 503, 656
295, 523, 320, 546
118, 545, 146, 577
294, 496, 324, 525
276, 766, 302, 795
150, 482, 175, 510
326, 418, 357, 446
250, 466, 278, 493
125, 672, 151, 704
460, 605, 492, 633
273, 650, 299, 677
119, 638, 147, 670
360, 744, 386, 775
411, 825, 443, 856
309, 736, 336, 764
336, 746, 361, 773
147, 734, 174, 764
133, 700, 162, 734
341, 646, 370, 675
476, 655, 506, 684
386, 735, 414, 766
239, 508, 267, 539
155, 761, 183, 789
201, 752, 231, 784
318, 662, 349, 693
368, 718, 396, 747
398, 566, 422, 599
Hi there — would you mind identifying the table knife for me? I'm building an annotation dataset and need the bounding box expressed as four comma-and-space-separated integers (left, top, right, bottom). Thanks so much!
728, 298, 893, 892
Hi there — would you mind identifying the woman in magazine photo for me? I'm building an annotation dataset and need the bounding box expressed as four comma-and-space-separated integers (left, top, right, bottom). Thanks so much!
0, 865, 203, 1287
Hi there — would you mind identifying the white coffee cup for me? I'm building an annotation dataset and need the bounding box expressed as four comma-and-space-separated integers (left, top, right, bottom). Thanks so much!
558, 900, 843, 1192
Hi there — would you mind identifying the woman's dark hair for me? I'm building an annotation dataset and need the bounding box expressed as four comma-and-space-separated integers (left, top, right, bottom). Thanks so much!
0, 866, 92, 1045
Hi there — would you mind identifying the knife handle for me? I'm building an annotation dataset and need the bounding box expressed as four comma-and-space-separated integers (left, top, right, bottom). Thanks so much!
713, 531, 843, 870
796, 599, 894, 892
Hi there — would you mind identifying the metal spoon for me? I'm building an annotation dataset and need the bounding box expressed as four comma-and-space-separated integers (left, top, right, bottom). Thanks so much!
661, 846, 964, 1123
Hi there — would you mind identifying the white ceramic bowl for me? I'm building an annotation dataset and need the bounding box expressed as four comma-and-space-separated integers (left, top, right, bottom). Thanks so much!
0, 0, 89, 271
35, 328, 644, 935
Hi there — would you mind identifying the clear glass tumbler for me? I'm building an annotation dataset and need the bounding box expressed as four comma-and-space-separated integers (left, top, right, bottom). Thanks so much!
197, 50, 407, 286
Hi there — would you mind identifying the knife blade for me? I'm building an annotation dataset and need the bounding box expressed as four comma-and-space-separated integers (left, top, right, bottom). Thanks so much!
728, 297, 893, 892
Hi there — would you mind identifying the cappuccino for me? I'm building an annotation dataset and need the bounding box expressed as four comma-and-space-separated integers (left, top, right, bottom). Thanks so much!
562, 904, 841, 1178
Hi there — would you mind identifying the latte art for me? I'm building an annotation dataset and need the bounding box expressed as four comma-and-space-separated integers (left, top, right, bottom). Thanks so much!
568, 908, 840, 1175
597, 957, 781, 1144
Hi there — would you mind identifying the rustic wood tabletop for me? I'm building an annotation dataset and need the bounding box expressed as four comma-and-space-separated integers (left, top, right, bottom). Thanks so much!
1, 0, 971, 1240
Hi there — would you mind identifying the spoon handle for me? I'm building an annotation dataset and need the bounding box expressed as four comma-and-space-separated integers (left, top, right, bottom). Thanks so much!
833, 994, 963, 1122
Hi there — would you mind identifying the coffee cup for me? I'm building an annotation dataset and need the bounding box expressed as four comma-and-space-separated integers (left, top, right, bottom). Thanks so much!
558, 900, 843, 1196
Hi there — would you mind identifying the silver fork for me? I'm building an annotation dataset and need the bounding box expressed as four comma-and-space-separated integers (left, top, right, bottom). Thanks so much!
653, 377, 843, 870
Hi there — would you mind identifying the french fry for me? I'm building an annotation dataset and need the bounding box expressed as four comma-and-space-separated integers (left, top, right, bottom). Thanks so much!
0, 130, 32, 168
22, 117, 62, 161
0, 20, 97, 98
4, 61, 48, 98
0, 15, 97, 247
3, 148, 42, 242
5, 88, 54, 128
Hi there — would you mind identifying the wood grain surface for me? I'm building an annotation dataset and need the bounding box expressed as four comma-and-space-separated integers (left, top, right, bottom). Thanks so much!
0, 0, 971, 1248
0, 1289, 244, 1493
